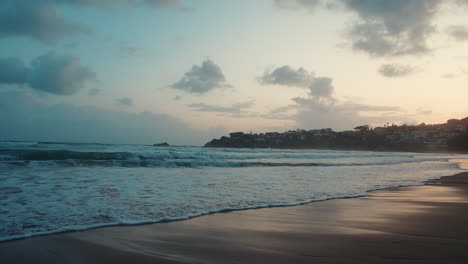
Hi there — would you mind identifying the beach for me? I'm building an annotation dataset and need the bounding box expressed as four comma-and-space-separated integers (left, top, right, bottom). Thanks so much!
1, 172, 467, 263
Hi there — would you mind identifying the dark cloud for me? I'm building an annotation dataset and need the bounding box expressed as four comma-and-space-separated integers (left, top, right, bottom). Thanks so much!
0, 57, 29, 84
447, 25, 468, 41
116, 97, 133, 106
378, 64, 414, 78
28, 52, 97, 95
0, 1, 91, 43
274, 0, 321, 12
171, 59, 230, 94
0, 91, 206, 145
188, 100, 254, 114
0, 52, 97, 95
259, 65, 312, 87
0, 0, 180, 43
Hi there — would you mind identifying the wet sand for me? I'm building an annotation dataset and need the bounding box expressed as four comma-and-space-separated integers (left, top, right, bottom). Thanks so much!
1, 172, 468, 263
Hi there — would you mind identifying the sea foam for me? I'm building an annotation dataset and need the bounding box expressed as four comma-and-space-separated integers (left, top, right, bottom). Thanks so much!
0, 141, 467, 241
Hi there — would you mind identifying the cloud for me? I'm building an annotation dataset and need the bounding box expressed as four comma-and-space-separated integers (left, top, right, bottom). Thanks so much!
275, 0, 461, 57
447, 25, 468, 41
53, 0, 180, 8
0, 52, 97, 95
309, 77, 334, 97
341, 0, 441, 56
288, 95, 402, 130
0, 0, 180, 43
261, 104, 298, 120
143, 0, 180, 8
0, 1, 91, 43
0, 91, 206, 145
29, 52, 97, 95
188, 100, 255, 114
116, 97, 133, 106
89, 87, 100, 96
441, 68, 468, 79
259, 64, 401, 129
259, 65, 313, 87
0, 57, 29, 84
294, 99, 402, 130
171, 59, 230, 94
259, 65, 334, 97
288, 78, 401, 130
378, 64, 415, 78
274, 0, 321, 12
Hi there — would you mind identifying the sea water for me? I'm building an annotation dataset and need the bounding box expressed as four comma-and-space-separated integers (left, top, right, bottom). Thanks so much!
0, 141, 467, 241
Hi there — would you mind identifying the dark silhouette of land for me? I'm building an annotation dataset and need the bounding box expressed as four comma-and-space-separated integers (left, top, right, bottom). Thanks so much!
153, 142, 170, 147
204, 117, 468, 152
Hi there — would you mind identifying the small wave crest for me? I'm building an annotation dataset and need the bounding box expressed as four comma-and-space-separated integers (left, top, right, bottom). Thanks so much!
0, 149, 446, 168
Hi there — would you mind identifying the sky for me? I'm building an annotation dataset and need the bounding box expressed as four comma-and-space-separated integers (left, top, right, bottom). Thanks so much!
0, 0, 468, 145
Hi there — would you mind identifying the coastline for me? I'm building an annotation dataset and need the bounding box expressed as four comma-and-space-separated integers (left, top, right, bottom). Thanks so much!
1, 172, 468, 263
204, 145, 468, 154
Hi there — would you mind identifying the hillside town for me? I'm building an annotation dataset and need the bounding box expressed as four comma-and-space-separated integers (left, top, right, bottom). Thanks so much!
204, 117, 468, 152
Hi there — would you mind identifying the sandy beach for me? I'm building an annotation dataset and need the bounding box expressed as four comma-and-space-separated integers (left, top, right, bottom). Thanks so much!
1, 172, 468, 264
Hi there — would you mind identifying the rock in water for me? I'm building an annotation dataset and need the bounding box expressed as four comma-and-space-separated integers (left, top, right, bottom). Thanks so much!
153, 142, 170, 147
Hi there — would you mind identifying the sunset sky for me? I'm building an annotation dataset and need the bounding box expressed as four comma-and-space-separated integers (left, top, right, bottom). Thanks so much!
1, 0, 468, 145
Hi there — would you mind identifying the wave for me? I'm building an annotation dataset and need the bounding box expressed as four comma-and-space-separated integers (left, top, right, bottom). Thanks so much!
0, 148, 416, 160
0, 181, 429, 242
0, 144, 464, 243
0, 149, 446, 168
1, 150, 133, 161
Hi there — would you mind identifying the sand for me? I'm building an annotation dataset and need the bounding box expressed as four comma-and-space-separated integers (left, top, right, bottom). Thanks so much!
1, 172, 468, 263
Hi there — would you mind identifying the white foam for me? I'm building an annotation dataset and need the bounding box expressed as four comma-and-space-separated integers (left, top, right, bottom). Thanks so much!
0, 144, 467, 241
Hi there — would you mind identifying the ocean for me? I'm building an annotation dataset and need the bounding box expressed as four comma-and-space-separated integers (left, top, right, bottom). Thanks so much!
1, 141, 467, 241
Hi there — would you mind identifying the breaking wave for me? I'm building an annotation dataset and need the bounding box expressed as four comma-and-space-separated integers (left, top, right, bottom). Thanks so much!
0, 148, 448, 168
0, 141, 466, 242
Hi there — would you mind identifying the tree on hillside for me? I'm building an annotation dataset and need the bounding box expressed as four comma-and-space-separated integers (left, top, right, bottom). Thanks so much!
354, 125, 370, 132
448, 130, 468, 151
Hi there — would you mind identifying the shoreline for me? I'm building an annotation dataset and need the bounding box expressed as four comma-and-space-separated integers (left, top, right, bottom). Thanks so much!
0, 172, 452, 244
1, 172, 468, 263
